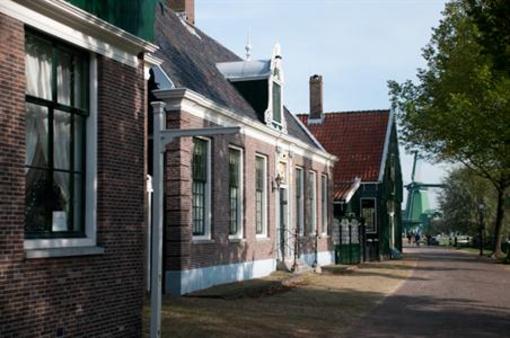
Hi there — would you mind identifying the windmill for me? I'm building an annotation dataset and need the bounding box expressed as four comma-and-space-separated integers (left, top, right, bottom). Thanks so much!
403, 152, 444, 232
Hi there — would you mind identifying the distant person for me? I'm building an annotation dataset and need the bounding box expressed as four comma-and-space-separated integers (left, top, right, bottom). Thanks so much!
407, 233, 412, 245
426, 234, 432, 246
415, 233, 421, 247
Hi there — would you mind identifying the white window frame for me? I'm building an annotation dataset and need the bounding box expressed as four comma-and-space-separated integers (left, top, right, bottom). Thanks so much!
228, 145, 244, 240
360, 197, 377, 234
24, 53, 98, 251
295, 167, 305, 236
308, 170, 317, 236
255, 154, 268, 239
192, 137, 212, 241
321, 174, 328, 235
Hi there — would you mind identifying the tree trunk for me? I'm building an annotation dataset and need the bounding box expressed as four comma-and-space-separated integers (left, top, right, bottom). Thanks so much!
492, 187, 505, 258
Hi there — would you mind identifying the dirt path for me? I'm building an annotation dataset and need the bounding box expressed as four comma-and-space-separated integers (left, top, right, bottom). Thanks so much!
150, 257, 417, 337
347, 247, 510, 337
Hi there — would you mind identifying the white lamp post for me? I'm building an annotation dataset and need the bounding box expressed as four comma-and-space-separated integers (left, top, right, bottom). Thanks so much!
149, 101, 240, 338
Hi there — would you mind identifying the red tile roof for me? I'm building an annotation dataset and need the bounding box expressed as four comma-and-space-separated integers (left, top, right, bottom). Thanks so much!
333, 179, 361, 202
298, 110, 390, 185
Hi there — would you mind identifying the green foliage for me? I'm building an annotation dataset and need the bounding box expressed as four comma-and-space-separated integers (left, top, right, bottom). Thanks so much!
388, 0, 510, 255
437, 167, 501, 237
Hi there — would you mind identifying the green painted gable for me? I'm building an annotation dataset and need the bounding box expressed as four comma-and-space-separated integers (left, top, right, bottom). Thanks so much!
66, 0, 158, 41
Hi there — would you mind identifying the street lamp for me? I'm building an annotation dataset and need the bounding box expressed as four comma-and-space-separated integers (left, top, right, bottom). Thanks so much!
478, 201, 485, 257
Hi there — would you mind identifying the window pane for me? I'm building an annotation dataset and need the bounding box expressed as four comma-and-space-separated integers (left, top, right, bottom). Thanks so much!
25, 34, 52, 100
295, 169, 302, 233
255, 157, 264, 191
193, 138, 207, 181
362, 199, 376, 232
25, 168, 51, 233
73, 173, 83, 232
74, 115, 85, 172
255, 156, 265, 235
192, 181, 206, 236
322, 176, 327, 233
57, 51, 72, 105
272, 82, 281, 123
229, 148, 242, 235
256, 191, 263, 234
74, 59, 88, 110
53, 110, 71, 170
229, 148, 240, 188
229, 187, 238, 235
25, 103, 49, 168
52, 171, 71, 232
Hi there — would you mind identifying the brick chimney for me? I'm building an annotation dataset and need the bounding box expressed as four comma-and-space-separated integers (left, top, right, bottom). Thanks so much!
309, 74, 323, 121
168, 0, 195, 25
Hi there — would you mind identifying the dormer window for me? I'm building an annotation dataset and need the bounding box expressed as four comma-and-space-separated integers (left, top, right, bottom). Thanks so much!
216, 43, 287, 132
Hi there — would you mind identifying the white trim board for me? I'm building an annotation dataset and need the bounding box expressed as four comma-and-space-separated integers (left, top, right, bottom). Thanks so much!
378, 110, 394, 182
300, 250, 335, 267
1, 0, 157, 68
166, 258, 277, 295
153, 88, 337, 166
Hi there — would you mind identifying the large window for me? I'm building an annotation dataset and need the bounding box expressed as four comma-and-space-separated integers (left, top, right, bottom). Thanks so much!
272, 82, 282, 124
229, 147, 243, 238
295, 167, 304, 236
321, 174, 328, 234
24, 31, 89, 239
361, 198, 377, 233
192, 137, 210, 238
306, 171, 317, 235
255, 155, 267, 237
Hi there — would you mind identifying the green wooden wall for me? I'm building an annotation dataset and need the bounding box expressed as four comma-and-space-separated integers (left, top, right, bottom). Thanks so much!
66, 0, 158, 41
334, 122, 403, 258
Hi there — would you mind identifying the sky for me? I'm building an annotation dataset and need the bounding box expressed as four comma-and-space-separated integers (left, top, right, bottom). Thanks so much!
195, 0, 451, 209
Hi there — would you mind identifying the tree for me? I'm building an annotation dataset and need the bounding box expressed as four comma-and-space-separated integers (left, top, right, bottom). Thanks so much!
437, 167, 500, 241
388, 0, 510, 257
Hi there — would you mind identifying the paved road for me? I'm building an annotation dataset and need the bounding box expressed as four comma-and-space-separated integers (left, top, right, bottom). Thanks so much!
347, 247, 510, 337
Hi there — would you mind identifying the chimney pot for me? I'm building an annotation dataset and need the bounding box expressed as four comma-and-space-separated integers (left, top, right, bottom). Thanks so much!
168, 0, 195, 25
309, 74, 323, 121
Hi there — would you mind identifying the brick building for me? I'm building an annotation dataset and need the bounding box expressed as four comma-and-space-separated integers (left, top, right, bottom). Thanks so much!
0, 0, 157, 336
149, 2, 337, 295
298, 76, 403, 260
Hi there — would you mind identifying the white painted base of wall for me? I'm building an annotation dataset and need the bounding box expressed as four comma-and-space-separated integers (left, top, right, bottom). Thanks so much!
166, 258, 277, 295
300, 250, 335, 267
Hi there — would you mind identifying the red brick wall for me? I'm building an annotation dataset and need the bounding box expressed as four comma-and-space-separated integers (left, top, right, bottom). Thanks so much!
0, 14, 147, 337
164, 109, 334, 273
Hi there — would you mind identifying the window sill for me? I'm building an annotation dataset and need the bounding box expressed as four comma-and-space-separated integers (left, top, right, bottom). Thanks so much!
256, 236, 270, 241
228, 238, 246, 243
25, 246, 104, 259
192, 239, 215, 244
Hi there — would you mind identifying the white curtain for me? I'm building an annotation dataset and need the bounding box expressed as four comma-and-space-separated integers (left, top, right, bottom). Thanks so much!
53, 111, 71, 204
25, 35, 51, 170
25, 104, 48, 169
25, 35, 52, 100
57, 54, 71, 105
